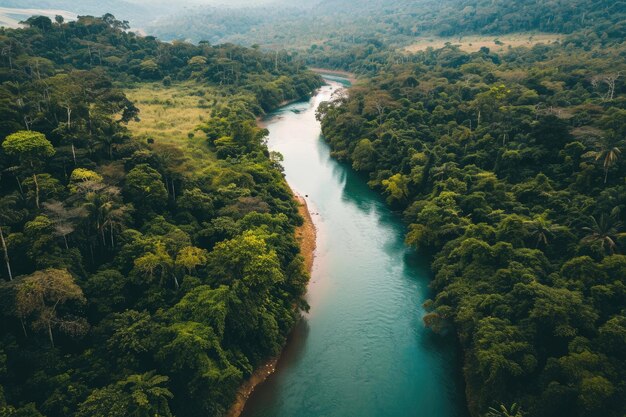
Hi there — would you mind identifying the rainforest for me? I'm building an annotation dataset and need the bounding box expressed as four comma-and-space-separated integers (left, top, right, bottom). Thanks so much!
0, 1, 625, 417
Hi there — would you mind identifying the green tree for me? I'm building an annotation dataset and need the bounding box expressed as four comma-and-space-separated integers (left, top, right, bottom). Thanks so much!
524, 213, 567, 248
134, 242, 176, 288
0, 194, 26, 281
591, 137, 622, 184
175, 246, 208, 275
381, 173, 409, 205
2, 131, 55, 209
351, 139, 377, 172
125, 164, 168, 212
582, 215, 625, 255
77, 372, 173, 417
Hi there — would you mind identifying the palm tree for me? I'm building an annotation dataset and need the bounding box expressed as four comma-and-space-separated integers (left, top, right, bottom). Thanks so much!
593, 138, 621, 184
486, 403, 523, 417
581, 214, 625, 255
119, 371, 174, 417
524, 213, 568, 248
101, 205, 130, 248
77, 371, 173, 417
72, 180, 121, 247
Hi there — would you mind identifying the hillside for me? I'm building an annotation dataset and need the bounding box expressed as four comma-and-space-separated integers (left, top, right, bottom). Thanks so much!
147, 0, 625, 49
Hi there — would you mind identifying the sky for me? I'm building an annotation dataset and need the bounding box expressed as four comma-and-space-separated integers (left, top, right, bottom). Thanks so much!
0, 0, 306, 30
127, 0, 284, 5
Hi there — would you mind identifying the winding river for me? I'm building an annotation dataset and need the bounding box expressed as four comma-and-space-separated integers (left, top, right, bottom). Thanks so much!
241, 78, 467, 417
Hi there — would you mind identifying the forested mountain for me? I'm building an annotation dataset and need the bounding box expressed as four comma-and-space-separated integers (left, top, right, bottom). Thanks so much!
317, 27, 626, 417
0, 0, 292, 31
0, 14, 321, 417
147, 0, 625, 50
0, 1, 153, 27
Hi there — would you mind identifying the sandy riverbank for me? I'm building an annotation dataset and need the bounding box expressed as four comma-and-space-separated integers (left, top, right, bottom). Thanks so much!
294, 194, 316, 273
226, 193, 317, 417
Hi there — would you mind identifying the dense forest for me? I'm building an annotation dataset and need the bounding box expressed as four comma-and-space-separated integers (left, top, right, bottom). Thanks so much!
318, 26, 626, 417
148, 0, 625, 58
2, 0, 626, 416
0, 14, 322, 417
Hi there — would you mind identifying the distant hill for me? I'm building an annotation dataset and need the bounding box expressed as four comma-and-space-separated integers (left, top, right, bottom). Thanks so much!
0, 0, 158, 26
146, 0, 626, 47
0, 7, 76, 28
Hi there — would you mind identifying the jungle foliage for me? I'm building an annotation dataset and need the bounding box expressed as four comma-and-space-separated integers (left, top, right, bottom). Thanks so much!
318, 37, 626, 417
0, 14, 321, 417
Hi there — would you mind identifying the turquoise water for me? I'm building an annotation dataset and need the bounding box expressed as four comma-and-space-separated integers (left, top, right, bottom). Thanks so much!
241, 80, 467, 417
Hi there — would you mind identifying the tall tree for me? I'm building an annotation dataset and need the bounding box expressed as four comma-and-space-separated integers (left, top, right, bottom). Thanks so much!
0, 194, 26, 281
594, 139, 621, 184
2, 131, 55, 209
43, 201, 88, 249
15, 268, 88, 347
582, 215, 625, 255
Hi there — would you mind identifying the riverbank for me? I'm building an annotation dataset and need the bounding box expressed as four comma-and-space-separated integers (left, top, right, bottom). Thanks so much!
309, 67, 358, 85
226, 193, 317, 417
294, 194, 316, 273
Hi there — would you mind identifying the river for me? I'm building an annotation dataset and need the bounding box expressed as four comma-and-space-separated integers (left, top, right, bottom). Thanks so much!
241, 78, 467, 417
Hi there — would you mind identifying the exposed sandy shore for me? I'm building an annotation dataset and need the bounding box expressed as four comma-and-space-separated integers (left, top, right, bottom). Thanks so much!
226, 193, 316, 417
294, 194, 316, 273
225, 357, 279, 417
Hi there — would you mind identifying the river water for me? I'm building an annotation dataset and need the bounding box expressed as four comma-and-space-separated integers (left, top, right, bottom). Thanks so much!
241, 79, 467, 417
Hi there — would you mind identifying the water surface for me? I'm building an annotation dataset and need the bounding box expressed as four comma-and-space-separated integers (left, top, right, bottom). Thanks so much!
242, 80, 467, 417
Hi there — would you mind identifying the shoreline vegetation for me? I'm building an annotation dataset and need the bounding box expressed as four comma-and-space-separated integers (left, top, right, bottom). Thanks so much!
230, 77, 347, 417
226, 193, 317, 417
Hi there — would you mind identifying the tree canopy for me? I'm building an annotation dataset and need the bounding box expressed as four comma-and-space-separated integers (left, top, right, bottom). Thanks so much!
0, 14, 319, 417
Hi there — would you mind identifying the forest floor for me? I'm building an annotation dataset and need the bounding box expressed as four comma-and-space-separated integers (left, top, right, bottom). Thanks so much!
403, 32, 562, 53
226, 193, 317, 417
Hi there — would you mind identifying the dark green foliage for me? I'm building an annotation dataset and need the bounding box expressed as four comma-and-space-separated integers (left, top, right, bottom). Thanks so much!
0, 15, 319, 417
318, 40, 626, 417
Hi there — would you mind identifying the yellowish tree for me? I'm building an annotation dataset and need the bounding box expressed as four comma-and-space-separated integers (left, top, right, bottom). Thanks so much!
15, 268, 88, 347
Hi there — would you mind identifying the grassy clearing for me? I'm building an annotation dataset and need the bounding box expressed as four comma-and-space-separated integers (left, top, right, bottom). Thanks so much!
403, 33, 562, 53
125, 82, 217, 165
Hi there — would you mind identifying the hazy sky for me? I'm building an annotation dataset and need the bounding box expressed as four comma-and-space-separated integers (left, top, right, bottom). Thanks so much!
0, 0, 310, 30
127, 0, 284, 5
